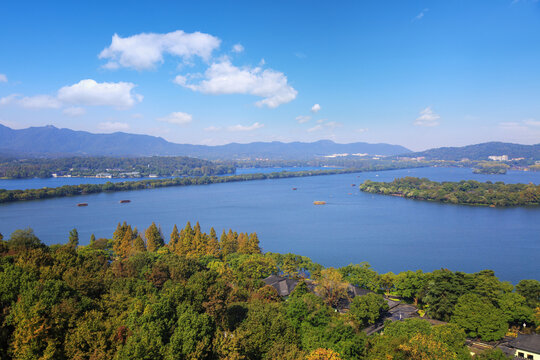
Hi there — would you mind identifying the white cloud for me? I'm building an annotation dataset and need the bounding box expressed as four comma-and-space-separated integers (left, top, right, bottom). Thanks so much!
157, 111, 193, 125
524, 118, 540, 127
131, 113, 144, 119
414, 106, 440, 126
175, 59, 297, 108
227, 122, 264, 131
413, 8, 429, 21
294, 52, 307, 59
204, 126, 222, 132
0, 94, 61, 109
0, 74, 7, 83
356, 128, 368, 133
307, 120, 341, 132
232, 44, 244, 53
307, 125, 323, 132
99, 30, 221, 70
296, 115, 311, 123
311, 103, 321, 113
63, 107, 86, 117
98, 121, 130, 131
58, 79, 142, 109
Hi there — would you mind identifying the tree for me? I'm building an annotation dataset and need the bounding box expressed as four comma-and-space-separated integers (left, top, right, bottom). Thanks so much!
349, 293, 389, 327
497, 292, 534, 326
68, 228, 79, 247
145, 222, 164, 252
339, 263, 380, 291
316, 268, 350, 308
7, 228, 44, 250
473, 349, 511, 360
380, 272, 396, 295
451, 293, 507, 341
515, 279, 540, 308
132, 235, 147, 254
394, 270, 426, 305
169, 224, 180, 253
307, 348, 342, 360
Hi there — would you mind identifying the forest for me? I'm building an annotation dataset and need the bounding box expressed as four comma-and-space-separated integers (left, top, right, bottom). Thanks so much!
0, 156, 236, 179
359, 177, 540, 207
0, 223, 538, 360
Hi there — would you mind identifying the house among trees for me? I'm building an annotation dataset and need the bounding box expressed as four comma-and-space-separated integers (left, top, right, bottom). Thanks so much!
500, 334, 540, 360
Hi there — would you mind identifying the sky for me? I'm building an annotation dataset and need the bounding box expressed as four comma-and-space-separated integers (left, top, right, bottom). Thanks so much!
0, 0, 539, 151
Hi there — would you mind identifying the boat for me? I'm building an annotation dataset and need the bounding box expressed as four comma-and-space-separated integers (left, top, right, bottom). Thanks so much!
351, 184, 356, 186
77, 203, 88, 207
119, 200, 131, 203
292, 188, 297, 190
313, 201, 326, 205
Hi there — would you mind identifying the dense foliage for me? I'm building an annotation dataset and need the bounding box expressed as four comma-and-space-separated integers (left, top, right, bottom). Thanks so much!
0, 156, 235, 179
0, 223, 538, 359
360, 177, 540, 206
399, 142, 540, 161
472, 162, 509, 175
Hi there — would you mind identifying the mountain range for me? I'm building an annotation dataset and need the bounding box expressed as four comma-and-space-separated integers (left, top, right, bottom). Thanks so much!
0, 124, 411, 159
401, 142, 540, 161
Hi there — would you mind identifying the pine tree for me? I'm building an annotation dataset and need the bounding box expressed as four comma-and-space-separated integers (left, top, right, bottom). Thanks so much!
237, 232, 249, 254
90, 233, 96, 245
206, 227, 220, 257
169, 224, 180, 253
221, 229, 238, 256
132, 235, 147, 254
145, 222, 164, 252
247, 232, 261, 254
114, 224, 135, 258
68, 228, 79, 248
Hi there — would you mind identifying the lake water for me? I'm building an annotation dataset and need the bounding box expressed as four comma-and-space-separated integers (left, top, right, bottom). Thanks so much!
0, 167, 538, 283
0, 166, 332, 190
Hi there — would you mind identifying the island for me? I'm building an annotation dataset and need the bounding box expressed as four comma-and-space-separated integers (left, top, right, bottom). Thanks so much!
359, 176, 540, 207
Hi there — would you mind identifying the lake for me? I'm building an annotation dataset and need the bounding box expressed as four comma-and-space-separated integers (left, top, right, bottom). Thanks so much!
0, 166, 332, 190
0, 167, 538, 283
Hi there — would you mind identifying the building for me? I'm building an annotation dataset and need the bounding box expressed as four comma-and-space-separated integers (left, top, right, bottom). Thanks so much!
507, 334, 540, 360
488, 155, 509, 161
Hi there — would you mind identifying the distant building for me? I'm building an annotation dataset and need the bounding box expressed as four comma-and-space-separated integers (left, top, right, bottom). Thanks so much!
95, 173, 112, 178
488, 155, 508, 161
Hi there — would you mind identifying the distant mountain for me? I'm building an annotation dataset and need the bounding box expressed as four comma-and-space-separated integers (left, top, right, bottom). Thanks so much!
0, 124, 411, 159
401, 142, 540, 161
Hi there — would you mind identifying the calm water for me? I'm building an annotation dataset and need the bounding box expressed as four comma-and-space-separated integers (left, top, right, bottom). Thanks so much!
0, 167, 538, 283
0, 167, 332, 190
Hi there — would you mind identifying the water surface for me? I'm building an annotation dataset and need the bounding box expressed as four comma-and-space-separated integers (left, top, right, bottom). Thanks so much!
0, 167, 538, 283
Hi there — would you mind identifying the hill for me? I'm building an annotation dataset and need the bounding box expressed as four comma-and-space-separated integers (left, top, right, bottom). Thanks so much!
0, 124, 410, 159
400, 142, 540, 161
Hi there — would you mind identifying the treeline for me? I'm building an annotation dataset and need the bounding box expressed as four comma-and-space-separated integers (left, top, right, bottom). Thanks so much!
360, 177, 540, 207
472, 162, 509, 175
235, 158, 431, 170
0, 156, 235, 179
0, 223, 538, 359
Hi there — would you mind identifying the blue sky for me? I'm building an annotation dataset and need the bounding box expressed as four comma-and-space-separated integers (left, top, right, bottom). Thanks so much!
0, 0, 539, 151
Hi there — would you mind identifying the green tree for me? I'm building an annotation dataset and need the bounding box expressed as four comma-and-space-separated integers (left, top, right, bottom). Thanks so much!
68, 228, 79, 247
451, 293, 507, 341
7, 228, 44, 250
349, 293, 389, 327
515, 279, 540, 308
145, 222, 164, 252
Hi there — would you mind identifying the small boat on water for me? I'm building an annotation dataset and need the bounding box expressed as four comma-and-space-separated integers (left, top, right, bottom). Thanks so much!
119, 200, 131, 204
313, 201, 326, 205
77, 203, 88, 207
351, 184, 356, 186
292, 188, 297, 190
